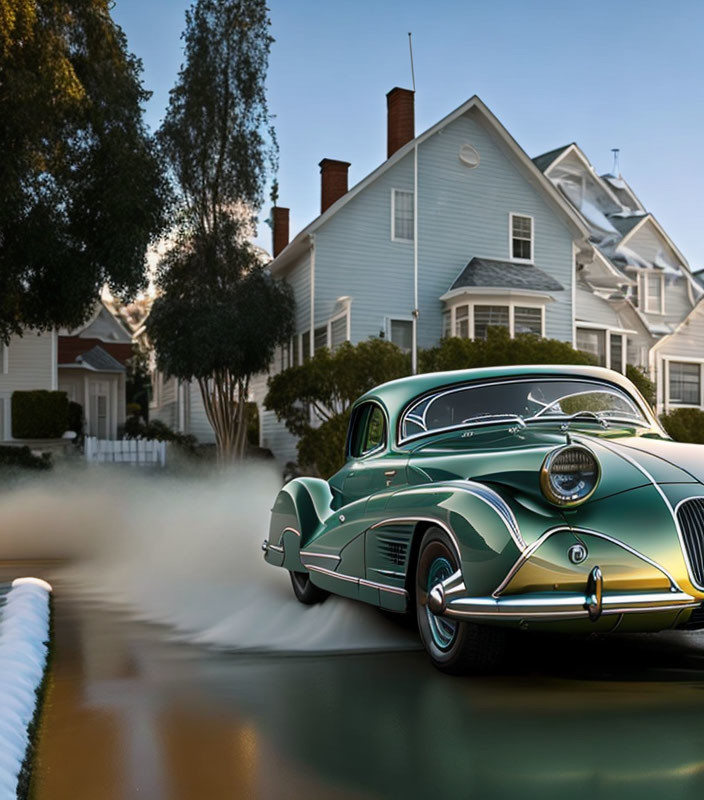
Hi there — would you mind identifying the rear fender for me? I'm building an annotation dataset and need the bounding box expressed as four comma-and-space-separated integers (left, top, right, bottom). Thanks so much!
266, 477, 335, 572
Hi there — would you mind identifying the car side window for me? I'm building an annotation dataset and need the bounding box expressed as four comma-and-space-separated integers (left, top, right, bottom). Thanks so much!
348, 403, 386, 458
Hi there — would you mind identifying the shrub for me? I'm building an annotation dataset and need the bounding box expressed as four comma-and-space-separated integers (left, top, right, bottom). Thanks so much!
67, 402, 83, 436
0, 445, 52, 471
626, 364, 656, 407
660, 408, 704, 444
123, 417, 199, 456
11, 391, 69, 439
420, 327, 597, 372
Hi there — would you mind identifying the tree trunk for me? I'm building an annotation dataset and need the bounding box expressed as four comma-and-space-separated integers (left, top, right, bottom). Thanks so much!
197, 370, 249, 464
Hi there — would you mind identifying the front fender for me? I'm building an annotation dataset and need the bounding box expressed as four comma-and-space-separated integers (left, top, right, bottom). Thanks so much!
383, 480, 568, 596
266, 477, 335, 571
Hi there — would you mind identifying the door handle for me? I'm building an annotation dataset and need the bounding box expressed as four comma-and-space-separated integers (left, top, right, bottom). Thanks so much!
384, 470, 397, 477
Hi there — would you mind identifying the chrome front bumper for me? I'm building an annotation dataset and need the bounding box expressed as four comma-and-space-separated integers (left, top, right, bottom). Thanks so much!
428, 568, 700, 622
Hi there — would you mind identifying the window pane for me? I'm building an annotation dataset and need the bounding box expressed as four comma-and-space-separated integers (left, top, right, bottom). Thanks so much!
314, 326, 328, 352
474, 306, 509, 340
330, 316, 347, 352
511, 215, 532, 261
514, 306, 542, 335
393, 190, 414, 241
390, 319, 413, 352
442, 310, 451, 339
609, 334, 623, 373
669, 362, 701, 405
363, 406, 386, 452
576, 328, 606, 366
455, 305, 469, 339
302, 330, 310, 361
292, 336, 300, 366
646, 273, 663, 311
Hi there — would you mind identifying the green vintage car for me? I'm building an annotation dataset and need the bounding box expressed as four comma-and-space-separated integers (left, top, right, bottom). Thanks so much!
263, 365, 704, 673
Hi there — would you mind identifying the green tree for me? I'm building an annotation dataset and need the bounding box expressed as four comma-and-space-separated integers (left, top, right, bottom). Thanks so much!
0, 0, 168, 342
420, 327, 597, 371
148, 0, 292, 462
265, 339, 410, 477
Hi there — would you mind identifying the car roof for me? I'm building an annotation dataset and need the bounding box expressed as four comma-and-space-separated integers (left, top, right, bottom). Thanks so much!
355, 364, 647, 424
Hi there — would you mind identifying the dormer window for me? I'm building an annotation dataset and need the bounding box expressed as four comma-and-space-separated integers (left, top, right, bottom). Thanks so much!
641, 271, 665, 314
510, 214, 533, 262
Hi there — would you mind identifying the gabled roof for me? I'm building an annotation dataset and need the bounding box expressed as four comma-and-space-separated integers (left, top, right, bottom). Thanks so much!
608, 214, 647, 238
270, 96, 591, 274
616, 213, 691, 271
532, 144, 573, 173
600, 173, 645, 213
60, 345, 125, 373
447, 257, 564, 293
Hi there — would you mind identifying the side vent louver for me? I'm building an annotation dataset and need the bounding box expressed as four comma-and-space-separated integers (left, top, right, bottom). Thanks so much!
677, 498, 704, 587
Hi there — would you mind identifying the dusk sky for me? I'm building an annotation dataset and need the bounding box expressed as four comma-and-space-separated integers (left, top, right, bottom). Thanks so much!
113, 0, 704, 267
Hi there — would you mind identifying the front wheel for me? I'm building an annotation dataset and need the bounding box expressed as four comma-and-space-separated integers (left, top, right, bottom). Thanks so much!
415, 527, 507, 675
289, 570, 329, 605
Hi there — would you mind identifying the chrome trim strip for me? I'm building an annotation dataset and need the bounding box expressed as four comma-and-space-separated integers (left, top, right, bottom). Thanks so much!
299, 550, 341, 562
306, 564, 409, 598
578, 436, 704, 592
282, 526, 301, 538
266, 543, 284, 553
370, 568, 407, 578
493, 525, 684, 598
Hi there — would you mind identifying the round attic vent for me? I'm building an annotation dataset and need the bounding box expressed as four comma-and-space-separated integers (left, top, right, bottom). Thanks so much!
459, 143, 480, 168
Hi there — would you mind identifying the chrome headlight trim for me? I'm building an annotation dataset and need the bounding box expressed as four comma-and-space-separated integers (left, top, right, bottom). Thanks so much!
540, 444, 601, 507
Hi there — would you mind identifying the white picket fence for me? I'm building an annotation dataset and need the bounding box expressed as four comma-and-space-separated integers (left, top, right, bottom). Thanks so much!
84, 437, 167, 467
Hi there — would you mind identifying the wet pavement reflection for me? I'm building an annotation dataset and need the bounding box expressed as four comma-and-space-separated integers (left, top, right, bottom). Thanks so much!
12, 564, 704, 800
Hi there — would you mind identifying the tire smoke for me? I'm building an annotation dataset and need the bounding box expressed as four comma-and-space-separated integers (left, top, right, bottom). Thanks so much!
0, 465, 419, 653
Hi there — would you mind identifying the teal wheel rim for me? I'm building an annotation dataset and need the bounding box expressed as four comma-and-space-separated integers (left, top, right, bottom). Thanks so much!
426, 556, 458, 650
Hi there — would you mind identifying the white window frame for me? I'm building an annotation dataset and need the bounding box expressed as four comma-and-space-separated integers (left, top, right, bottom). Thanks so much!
640, 270, 665, 315
509, 212, 534, 264
329, 309, 351, 352
391, 188, 414, 243
385, 315, 414, 351
446, 300, 545, 340
662, 356, 704, 411
575, 323, 628, 372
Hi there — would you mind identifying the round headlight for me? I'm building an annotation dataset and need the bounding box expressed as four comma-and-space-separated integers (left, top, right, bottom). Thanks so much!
540, 445, 600, 507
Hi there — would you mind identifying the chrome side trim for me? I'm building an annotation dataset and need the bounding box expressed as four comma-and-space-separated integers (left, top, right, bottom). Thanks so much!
299, 550, 341, 562
306, 564, 409, 598
493, 525, 685, 598
266, 543, 284, 553
282, 526, 301, 538
370, 568, 407, 578
579, 436, 704, 592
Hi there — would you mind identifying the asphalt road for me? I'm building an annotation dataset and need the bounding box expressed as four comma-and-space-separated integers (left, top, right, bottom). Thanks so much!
7, 562, 704, 800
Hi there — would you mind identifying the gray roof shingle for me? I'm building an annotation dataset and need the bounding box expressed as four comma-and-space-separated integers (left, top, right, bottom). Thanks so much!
449, 257, 564, 293
532, 144, 573, 173
608, 214, 647, 237
74, 345, 125, 372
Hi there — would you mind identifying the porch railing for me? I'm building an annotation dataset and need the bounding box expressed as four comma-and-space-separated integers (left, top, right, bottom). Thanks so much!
84, 437, 167, 467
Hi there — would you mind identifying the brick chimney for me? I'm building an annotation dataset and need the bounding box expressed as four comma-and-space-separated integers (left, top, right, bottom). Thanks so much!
271, 206, 289, 257
319, 159, 351, 214
386, 87, 415, 158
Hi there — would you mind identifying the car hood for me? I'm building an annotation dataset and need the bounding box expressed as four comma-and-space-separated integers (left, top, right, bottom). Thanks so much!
408, 427, 702, 503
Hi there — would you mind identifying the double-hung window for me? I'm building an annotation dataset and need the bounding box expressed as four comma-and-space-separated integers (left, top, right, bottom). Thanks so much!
669, 362, 701, 406
474, 306, 509, 340
644, 272, 664, 314
510, 214, 533, 262
389, 319, 413, 352
576, 328, 607, 367
392, 189, 414, 241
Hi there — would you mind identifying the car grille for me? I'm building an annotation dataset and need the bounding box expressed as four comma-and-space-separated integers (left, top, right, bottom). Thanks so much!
677, 498, 704, 587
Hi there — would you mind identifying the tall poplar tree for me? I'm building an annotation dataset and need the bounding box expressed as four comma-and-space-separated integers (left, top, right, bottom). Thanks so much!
148, 0, 293, 462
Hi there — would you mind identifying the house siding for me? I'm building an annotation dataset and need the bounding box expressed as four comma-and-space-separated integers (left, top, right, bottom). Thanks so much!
653, 302, 704, 413
313, 107, 575, 348
0, 330, 56, 441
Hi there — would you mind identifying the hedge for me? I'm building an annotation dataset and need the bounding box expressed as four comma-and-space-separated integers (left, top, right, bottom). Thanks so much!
11, 391, 69, 439
660, 408, 704, 444
0, 445, 52, 471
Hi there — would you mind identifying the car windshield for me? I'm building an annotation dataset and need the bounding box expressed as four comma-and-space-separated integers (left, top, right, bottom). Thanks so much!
400, 378, 649, 441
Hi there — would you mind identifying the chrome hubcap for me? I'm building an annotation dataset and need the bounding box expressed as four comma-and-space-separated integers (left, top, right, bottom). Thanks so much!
426, 556, 458, 650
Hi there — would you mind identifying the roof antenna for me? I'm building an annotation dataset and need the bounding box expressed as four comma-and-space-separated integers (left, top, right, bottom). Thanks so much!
611, 148, 620, 177
408, 32, 416, 93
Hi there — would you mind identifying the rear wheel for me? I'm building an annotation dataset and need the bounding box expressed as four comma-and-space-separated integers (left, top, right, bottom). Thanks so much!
289, 570, 329, 605
416, 527, 507, 675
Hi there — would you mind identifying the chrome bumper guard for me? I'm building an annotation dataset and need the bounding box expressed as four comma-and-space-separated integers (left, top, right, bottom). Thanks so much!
428, 568, 700, 622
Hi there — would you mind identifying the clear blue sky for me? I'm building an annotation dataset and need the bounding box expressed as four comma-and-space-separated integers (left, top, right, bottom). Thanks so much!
113, 0, 704, 267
